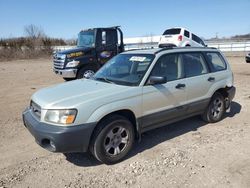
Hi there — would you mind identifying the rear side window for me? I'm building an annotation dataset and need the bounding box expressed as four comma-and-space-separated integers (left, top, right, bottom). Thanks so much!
206, 52, 226, 71
184, 30, 190, 38
182, 53, 208, 77
163, 29, 181, 35
192, 34, 205, 46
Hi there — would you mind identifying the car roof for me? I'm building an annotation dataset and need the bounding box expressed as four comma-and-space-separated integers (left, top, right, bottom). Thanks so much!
121, 47, 219, 55
166, 27, 187, 31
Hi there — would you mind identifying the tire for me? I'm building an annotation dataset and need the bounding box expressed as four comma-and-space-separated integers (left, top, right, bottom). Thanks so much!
76, 65, 97, 79
90, 115, 135, 164
63, 77, 74, 81
202, 92, 225, 123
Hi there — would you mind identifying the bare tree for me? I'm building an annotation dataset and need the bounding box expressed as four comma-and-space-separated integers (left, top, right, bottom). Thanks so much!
24, 24, 45, 39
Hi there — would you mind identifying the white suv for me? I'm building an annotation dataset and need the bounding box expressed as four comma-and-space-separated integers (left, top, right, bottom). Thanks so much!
23, 47, 235, 164
158, 27, 206, 47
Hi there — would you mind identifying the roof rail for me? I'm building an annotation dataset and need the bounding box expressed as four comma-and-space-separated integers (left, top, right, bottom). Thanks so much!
155, 46, 174, 54
126, 47, 156, 52
155, 46, 218, 54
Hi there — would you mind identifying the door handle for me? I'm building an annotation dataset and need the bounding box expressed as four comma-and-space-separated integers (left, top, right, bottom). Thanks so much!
175, 83, 186, 89
208, 77, 215, 82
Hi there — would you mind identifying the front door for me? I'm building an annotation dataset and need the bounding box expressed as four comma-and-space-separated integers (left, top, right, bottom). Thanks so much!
96, 29, 118, 65
141, 53, 187, 130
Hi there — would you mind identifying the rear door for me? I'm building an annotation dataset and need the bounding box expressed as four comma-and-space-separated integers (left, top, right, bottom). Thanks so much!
182, 52, 213, 114
141, 53, 187, 130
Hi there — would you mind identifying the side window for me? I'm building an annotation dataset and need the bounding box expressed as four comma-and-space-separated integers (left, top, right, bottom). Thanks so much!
101, 31, 106, 45
151, 54, 183, 81
106, 29, 118, 46
206, 52, 226, 71
184, 30, 190, 38
182, 53, 208, 77
192, 34, 205, 46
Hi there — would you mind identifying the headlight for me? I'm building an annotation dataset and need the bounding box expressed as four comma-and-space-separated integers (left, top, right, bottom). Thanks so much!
66, 60, 80, 68
44, 109, 77, 125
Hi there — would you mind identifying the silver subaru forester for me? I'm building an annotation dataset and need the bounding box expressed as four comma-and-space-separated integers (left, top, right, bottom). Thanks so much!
23, 47, 236, 164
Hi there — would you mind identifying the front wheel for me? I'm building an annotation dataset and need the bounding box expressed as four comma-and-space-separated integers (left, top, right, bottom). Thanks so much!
202, 92, 225, 123
90, 115, 135, 164
77, 65, 97, 79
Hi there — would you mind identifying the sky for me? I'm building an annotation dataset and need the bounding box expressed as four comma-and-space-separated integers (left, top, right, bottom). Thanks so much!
0, 0, 249, 39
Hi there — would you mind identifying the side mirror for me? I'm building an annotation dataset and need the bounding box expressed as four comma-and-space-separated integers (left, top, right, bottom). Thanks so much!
148, 76, 167, 85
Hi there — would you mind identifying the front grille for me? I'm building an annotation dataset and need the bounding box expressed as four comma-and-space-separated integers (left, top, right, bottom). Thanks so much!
30, 101, 41, 119
53, 61, 64, 69
53, 54, 66, 69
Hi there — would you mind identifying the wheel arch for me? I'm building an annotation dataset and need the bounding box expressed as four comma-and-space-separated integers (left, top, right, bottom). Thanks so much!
89, 109, 140, 147
214, 87, 230, 99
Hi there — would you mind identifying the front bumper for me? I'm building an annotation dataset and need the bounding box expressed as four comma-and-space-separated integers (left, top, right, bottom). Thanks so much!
22, 108, 96, 153
53, 68, 77, 78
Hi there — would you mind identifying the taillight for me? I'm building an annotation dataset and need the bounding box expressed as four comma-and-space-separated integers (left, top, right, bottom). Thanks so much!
178, 35, 183, 41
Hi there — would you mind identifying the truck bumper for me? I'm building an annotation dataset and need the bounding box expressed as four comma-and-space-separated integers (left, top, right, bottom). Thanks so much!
22, 108, 96, 153
53, 68, 77, 78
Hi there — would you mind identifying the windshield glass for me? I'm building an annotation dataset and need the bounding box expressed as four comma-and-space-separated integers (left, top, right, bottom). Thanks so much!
93, 54, 155, 86
77, 31, 95, 47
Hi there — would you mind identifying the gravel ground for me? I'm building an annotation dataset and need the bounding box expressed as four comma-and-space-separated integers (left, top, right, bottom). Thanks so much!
0, 55, 249, 188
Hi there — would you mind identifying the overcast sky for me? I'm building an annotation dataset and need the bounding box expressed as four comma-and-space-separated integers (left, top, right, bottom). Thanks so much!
0, 0, 249, 39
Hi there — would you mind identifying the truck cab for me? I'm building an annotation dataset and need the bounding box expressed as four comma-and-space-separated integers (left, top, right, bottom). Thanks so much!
53, 26, 124, 81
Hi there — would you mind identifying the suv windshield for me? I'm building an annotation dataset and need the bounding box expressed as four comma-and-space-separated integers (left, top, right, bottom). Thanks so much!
163, 29, 181, 35
93, 54, 155, 86
77, 31, 95, 47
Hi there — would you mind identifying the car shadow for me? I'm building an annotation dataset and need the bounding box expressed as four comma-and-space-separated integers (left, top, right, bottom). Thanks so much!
64, 101, 241, 167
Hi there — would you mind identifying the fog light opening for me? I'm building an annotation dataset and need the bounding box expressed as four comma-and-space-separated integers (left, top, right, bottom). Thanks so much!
41, 139, 56, 152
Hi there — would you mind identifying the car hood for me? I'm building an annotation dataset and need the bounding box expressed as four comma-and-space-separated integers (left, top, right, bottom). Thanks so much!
58, 46, 92, 55
31, 79, 139, 109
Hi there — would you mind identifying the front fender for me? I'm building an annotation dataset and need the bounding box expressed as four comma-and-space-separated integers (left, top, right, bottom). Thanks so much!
86, 96, 142, 124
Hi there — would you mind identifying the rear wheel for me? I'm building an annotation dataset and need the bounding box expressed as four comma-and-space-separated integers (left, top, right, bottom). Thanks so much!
202, 92, 225, 123
90, 115, 135, 164
77, 65, 97, 79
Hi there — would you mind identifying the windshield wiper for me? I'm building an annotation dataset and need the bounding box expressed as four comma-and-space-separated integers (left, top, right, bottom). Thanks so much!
94, 77, 115, 84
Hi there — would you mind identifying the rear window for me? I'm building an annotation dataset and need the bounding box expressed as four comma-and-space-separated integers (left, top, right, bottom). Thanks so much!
163, 29, 181, 35
206, 52, 226, 71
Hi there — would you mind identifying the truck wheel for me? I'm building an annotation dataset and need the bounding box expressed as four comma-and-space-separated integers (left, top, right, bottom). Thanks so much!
77, 66, 96, 79
202, 92, 225, 123
90, 115, 135, 164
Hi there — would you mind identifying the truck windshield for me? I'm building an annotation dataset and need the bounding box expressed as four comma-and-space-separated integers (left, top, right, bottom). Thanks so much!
77, 31, 95, 47
93, 54, 155, 86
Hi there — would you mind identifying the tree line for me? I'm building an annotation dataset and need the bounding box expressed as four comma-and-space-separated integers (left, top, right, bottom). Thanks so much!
0, 24, 72, 61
